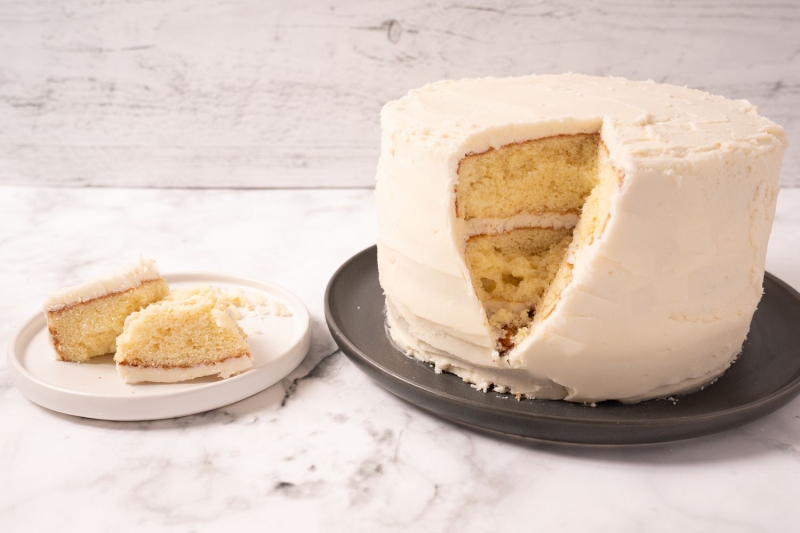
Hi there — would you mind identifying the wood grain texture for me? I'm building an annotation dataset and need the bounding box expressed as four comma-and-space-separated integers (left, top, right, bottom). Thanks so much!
0, 0, 798, 188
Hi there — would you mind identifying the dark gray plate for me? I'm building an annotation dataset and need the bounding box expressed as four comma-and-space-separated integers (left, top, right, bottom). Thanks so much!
325, 246, 800, 445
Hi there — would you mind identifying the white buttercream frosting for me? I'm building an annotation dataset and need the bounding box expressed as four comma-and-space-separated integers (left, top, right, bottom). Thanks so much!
375, 73, 787, 403
44, 258, 163, 311
117, 354, 253, 384
464, 212, 579, 237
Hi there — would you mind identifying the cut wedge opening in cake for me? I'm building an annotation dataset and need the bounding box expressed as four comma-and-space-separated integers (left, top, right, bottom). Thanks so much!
457, 133, 618, 355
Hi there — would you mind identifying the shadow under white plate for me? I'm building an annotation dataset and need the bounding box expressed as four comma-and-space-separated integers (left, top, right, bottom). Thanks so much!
7, 273, 311, 421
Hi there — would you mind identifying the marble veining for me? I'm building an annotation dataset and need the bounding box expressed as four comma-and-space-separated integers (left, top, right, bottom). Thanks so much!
1, 187, 800, 531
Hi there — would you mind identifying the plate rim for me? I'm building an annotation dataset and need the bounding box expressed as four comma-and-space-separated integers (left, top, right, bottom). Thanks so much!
325, 245, 800, 434
7, 272, 311, 419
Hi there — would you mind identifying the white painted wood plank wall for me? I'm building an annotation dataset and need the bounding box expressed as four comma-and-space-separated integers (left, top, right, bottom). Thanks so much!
1, 0, 798, 188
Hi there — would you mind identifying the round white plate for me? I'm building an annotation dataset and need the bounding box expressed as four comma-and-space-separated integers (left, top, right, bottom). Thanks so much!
7, 273, 311, 421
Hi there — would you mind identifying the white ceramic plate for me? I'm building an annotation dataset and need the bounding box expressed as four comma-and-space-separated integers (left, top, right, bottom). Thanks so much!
7, 273, 311, 421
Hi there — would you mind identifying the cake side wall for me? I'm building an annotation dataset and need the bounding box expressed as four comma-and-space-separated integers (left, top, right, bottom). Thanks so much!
516, 141, 785, 402
375, 105, 490, 346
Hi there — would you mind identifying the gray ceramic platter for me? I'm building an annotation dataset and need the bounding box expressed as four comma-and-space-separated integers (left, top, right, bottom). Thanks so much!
325, 246, 800, 445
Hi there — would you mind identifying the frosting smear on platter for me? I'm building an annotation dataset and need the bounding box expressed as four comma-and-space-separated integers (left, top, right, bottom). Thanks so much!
375, 74, 786, 403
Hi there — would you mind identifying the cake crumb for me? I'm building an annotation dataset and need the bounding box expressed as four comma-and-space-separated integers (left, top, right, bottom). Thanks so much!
218, 289, 293, 317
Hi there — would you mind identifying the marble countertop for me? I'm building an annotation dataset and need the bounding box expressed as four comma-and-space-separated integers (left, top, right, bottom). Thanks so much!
2, 186, 799, 532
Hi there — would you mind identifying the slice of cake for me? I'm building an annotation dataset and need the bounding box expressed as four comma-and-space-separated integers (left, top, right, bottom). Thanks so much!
44, 258, 169, 363
114, 286, 254, 383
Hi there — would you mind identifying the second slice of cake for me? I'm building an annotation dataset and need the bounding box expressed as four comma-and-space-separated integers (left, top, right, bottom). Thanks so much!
115, 286, 254, 383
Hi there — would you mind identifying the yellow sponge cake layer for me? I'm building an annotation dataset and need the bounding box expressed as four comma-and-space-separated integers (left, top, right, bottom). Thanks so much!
535, 144, 622, 324
457, 133, 599, 219
465, 226, 573, 355
115, 286, 253, 383
458, 134, 605, 354
465, 227, 572, 307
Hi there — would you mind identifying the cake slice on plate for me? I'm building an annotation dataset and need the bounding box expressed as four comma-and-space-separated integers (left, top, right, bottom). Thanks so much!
44, 258, 169, 363
115, 286, 254, 383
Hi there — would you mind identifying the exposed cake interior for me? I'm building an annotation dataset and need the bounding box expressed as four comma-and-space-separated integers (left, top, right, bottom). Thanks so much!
457, 133, 617, 354
115, 286, 253, 383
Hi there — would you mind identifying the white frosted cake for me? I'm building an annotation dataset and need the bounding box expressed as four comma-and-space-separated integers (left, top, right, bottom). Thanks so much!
375, 74, 787, 403
44, 258, 169, 362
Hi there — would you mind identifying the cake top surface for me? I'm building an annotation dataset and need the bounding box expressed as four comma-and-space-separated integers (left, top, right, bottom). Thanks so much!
44, 258, 163, 311
381, 73, 786, 166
